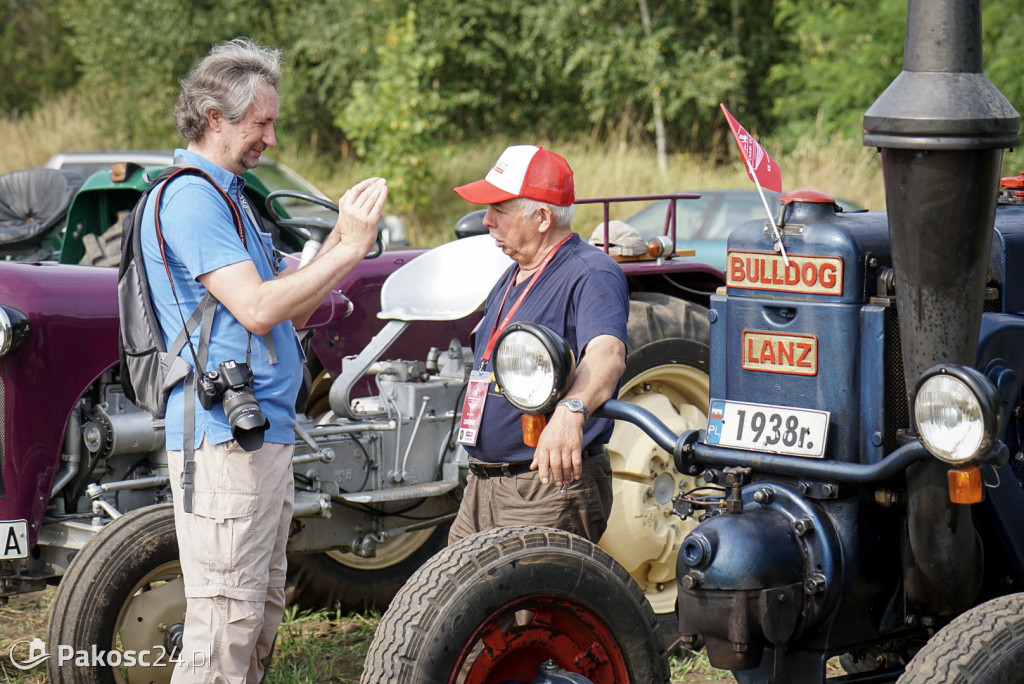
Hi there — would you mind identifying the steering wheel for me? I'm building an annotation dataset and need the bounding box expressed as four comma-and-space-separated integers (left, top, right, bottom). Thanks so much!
265, 190, 384, 260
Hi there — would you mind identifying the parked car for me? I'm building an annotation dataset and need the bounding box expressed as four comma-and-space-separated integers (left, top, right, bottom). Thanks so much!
44, 150, 174, 178
620, 189, 866, 271
43, 150, 408, 249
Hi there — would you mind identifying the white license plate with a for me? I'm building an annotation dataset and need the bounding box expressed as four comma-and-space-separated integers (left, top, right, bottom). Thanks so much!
705, 399, 829, 458
2, 520, 29, 560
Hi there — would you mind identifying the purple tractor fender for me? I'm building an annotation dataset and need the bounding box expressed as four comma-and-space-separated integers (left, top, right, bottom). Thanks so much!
0, 262, 120, 543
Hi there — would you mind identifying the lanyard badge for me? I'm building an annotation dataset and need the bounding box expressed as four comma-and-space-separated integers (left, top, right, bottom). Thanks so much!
457, 369, 492, 446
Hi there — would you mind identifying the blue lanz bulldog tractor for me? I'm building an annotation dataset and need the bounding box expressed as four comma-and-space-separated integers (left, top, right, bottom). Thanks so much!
359, 1, 1024, 682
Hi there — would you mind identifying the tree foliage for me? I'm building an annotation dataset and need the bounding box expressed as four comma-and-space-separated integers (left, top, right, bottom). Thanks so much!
338, 8, 446, 216
59, 0, 281, 144
0, 0, 78, 114
4, 0, 1023, 196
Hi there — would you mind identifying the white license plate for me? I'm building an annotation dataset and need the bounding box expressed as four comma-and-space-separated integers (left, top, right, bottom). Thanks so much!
2, 520, 29, 560
705, 399, 829, 458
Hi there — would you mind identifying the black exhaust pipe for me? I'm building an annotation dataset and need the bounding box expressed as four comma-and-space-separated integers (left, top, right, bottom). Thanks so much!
864, 0, 1019, 615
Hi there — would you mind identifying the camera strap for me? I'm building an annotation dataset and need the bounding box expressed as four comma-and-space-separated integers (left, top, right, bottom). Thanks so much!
180, 297, 217, 514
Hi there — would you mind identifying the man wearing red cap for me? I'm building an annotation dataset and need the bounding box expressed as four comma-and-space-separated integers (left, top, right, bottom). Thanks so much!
449, 144, 628, 544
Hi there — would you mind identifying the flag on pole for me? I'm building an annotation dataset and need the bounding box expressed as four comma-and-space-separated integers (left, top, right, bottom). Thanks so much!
720, 103, 782, 193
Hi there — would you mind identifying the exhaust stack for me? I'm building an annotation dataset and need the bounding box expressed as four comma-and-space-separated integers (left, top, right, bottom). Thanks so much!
864, 0, 1019, 615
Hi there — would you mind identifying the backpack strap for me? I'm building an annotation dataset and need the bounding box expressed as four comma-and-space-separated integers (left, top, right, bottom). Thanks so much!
167, 291, 217, 362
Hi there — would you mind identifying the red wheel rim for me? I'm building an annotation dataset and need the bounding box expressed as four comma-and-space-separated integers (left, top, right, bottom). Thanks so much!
448, 596, 630, 684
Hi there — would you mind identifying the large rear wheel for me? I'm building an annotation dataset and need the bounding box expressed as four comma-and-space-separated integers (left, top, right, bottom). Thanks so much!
285, 522, 450, 614
601, 292, 710, 619
361, 525, 669, 684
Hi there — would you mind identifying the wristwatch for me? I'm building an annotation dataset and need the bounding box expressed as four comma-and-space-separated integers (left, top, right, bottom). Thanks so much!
557, 397, 590, 422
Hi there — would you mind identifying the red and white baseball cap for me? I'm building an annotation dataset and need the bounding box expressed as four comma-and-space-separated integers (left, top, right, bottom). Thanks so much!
454, 145, 575, 207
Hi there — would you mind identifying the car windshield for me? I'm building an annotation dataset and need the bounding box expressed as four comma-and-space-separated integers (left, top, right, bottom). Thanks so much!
624, 195, 714, 241
623, 190, 863, 242
703, 192, 778, 239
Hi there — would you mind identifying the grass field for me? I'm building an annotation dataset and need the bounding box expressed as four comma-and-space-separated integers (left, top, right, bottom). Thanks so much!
0, 587, 737, 684
0, 96, 891, 250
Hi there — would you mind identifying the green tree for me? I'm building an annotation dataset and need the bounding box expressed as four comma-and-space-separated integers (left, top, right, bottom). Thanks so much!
983, 0, 1024, 119
277, 0, 384, 153
61, 0, 281, 145
769, 0, 905, 144
0, 0, 79, 115
338, 7, 446, 221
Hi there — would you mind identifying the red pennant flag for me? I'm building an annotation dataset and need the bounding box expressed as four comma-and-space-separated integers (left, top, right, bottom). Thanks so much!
720, 103, 782, 193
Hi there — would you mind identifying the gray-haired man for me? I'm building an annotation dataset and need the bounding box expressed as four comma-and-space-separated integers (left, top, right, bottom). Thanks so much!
144, 38, 386, 682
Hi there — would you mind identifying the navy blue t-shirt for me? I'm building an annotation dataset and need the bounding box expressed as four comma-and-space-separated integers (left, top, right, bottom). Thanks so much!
466, 233, 629, 464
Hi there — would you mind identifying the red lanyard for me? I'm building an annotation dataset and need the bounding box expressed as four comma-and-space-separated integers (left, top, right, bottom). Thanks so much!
481, 234, 572, 363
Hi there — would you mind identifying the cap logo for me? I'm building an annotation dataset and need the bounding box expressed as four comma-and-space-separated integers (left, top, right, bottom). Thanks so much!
453, 144, 573, 206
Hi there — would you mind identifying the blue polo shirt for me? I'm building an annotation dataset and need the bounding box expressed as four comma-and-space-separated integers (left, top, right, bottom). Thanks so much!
141, 149, 303, 450
466, 233, 629, 464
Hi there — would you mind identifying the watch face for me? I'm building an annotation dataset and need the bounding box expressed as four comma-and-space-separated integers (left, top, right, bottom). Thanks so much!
561, 398, 587, 417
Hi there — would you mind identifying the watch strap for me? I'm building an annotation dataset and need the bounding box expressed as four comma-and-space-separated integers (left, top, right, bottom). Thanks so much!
557, 397, 590, 422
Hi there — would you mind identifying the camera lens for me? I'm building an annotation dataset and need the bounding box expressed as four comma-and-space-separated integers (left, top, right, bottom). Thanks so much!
223, 388, 269, 452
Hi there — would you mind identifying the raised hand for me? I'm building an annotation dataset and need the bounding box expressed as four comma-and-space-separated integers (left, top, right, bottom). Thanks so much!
334, 177, 388, 253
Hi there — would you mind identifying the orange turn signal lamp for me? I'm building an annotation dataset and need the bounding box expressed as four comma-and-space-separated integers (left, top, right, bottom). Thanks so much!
646, 236, 674, 259
110, 162, 128, 182
948, 466, 983, 505
522, 414, 547, 448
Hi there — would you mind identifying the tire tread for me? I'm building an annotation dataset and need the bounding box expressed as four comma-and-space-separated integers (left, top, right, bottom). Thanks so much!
361, 525, 669, 684
898, 593, 1024, 684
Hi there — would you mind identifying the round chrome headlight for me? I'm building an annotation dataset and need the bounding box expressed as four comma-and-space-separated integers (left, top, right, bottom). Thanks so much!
913, 364, 1001, 464
0, 306, 29, 357
492, 322, 574, 414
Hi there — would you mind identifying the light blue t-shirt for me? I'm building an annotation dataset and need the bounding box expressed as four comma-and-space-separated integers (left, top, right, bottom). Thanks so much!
141, 149, 303, 450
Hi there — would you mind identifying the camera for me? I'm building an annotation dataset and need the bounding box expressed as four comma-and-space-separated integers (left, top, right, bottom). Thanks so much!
197, 360, 270, 451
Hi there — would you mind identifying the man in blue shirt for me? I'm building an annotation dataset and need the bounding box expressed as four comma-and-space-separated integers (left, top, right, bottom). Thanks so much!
143, 38, 386, 683
449, 145, 628, 544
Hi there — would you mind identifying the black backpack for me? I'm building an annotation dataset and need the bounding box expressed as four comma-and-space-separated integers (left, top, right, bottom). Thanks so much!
117, 165, 246, 418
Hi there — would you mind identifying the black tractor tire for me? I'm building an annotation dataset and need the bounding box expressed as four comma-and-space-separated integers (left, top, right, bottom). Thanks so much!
360, 525, 670, 684
627, 290, 710, 352
600, 291, 710, 624
285, 522, 451, 615
897, 593, 1024, 684
47, 504, 184, 684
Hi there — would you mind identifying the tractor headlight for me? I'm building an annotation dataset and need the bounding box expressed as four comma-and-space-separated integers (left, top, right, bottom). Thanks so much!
914, 364, 1001, 464
0, 306, 29, 357
492, 322, 574, 414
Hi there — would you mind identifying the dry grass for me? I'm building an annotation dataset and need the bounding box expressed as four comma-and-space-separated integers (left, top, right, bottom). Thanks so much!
0, 588, 52, 684
0, 96, 108, 172
310, 134, 888, 247
1, 96, 887, 249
